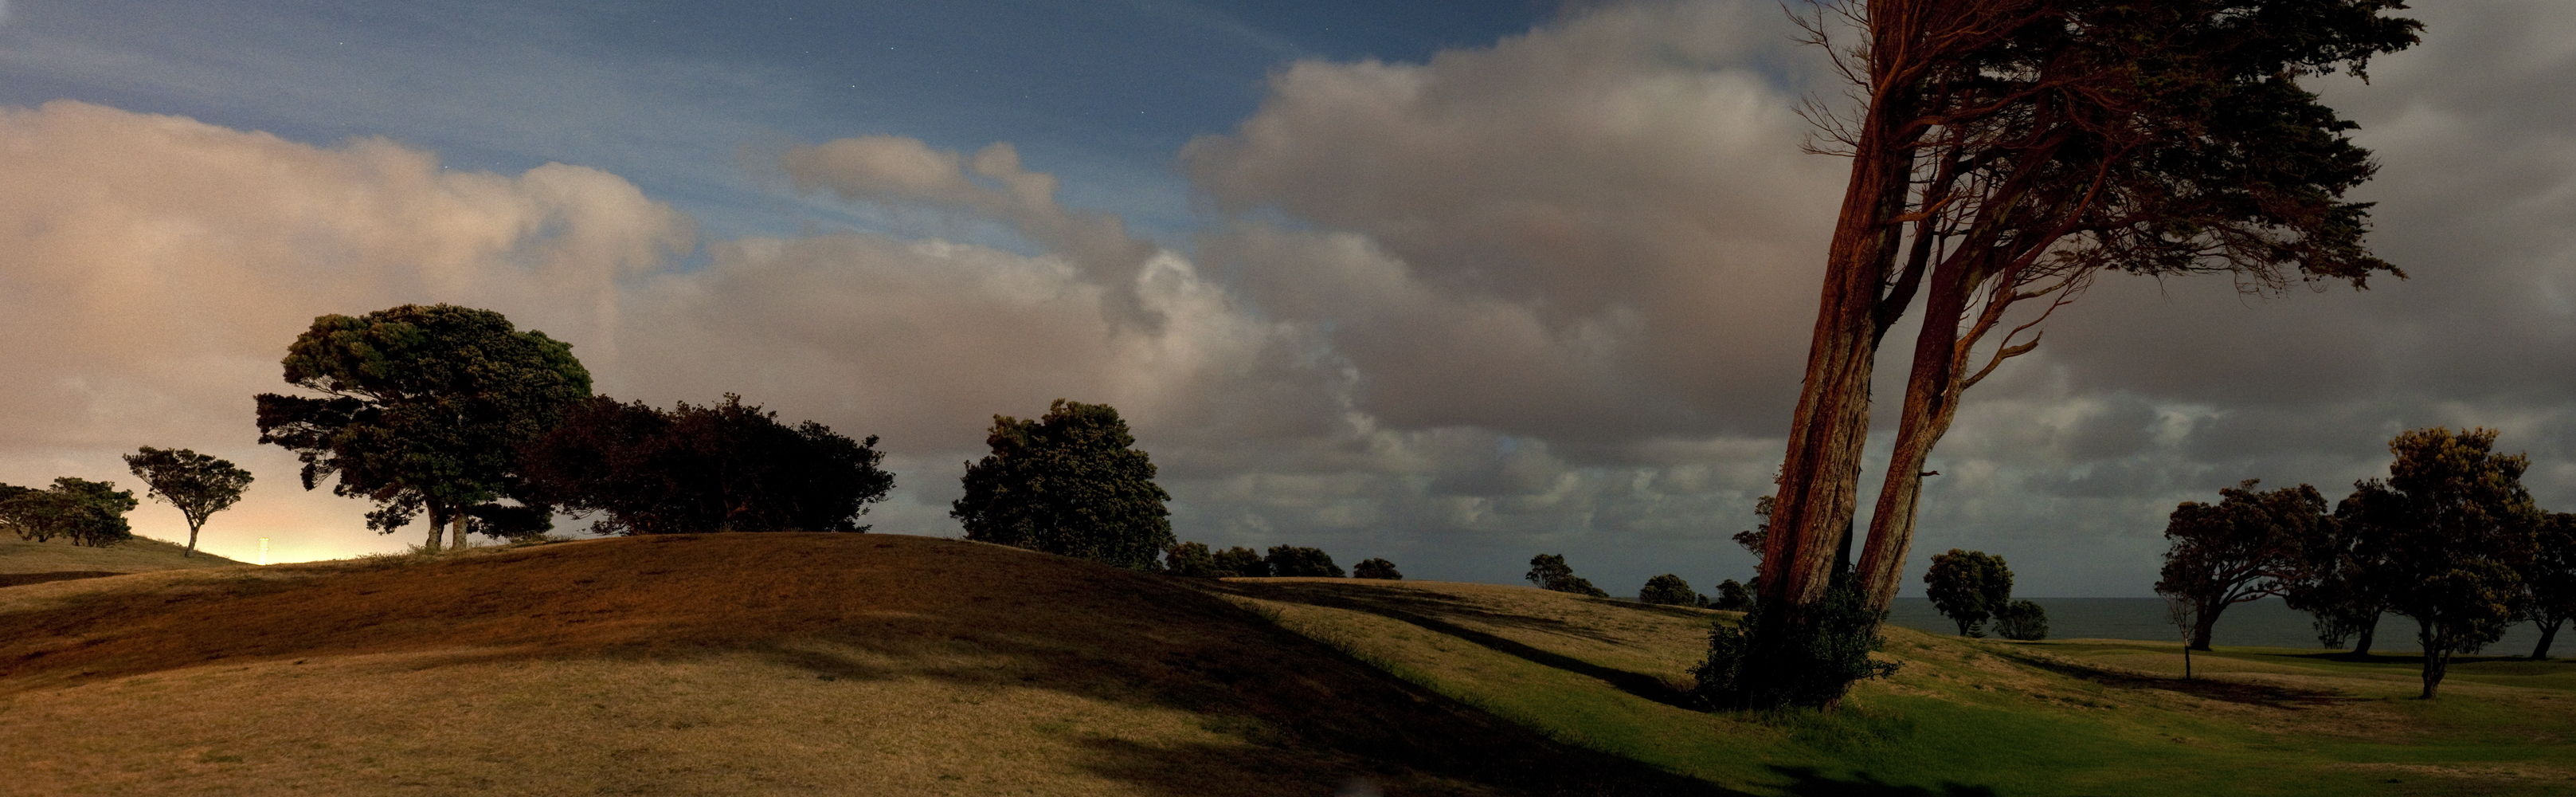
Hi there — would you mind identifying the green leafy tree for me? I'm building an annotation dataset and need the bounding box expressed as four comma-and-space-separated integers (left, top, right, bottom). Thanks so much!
254, 304, 591, 552
1746, 0, 2417, 710
0, 477, 138, 548
1525, 553, 1607, 597
1266, 545, 1344, 578
2284, 503, 2394, 655
953, 399, 1172, 570
1711, 579, 1753, 611
1212, 546, 1270, 578
2346, 427, 2541, 698
1922, 550, 2012, 637
520, 395, 892, 535
1165, 541, 1220, 578
2153, 481, 2326, 650
1993, 599, 2049, 641
1639, 574, 1701, 607
1352, 557, 1403, 580
2526, 513, 2576, 660
121, 447, 253, 558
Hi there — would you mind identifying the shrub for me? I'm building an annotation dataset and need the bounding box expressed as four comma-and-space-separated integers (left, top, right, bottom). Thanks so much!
1639, 574, 1700, 606
1352, 557, 1403, 579
1993, 599, 2049, 641
1266, 545, 1343, 578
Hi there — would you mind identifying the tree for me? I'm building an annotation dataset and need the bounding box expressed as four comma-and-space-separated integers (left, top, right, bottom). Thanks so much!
1213, 546, 1270, 578
2347, 427, 2539, 698
2525, 513, 2576, 660
2283, 501, 2394, 655
1165, 541, 1220, 578
0, 478, 138, 548
1353, 557, 1403, 580
121, 447, 253, 558
520, 395, 893, 536
1993, 599, 2049, 641
2153, 481, 2325, 650
1525, 553, 1607, 597
1640, 574, 1701, 607
2163, 592, 2200, 680
953, 400, 1172, 570
1266, 545, 1344, 578
255, 304, 591, 552
1712, 579, 1754, 611
1922, 549, 2012, 637
1744, 0, 2417, 709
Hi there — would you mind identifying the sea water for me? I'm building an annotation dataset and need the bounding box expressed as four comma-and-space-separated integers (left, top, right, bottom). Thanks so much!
1881, 596, 2559, 655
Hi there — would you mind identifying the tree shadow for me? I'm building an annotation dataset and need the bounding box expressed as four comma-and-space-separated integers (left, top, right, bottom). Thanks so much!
1767, 767, 1999, 797
1991, 648, 2366, 709
1211, 579, 1697, 708
0, 571, 123, 588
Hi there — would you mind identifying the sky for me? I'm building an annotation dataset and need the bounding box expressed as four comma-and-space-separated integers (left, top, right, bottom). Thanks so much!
1, 1, 2570, 598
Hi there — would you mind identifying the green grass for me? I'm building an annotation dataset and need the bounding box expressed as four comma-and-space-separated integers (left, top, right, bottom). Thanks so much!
1214, 579, 2576, 796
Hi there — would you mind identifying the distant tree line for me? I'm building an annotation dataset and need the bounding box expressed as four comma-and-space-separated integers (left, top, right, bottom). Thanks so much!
2154, 427, 2576, 698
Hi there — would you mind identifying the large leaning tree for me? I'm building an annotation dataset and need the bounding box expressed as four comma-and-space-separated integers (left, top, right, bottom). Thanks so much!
953, 399, 1173, 570
123, 447, 254, 558
2153, 481, 2327, 650
256, 304, 591, 552
1736, 0, 2417, 708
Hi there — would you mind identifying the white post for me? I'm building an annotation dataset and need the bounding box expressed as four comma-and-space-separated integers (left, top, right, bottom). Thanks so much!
258, 537, 269, 566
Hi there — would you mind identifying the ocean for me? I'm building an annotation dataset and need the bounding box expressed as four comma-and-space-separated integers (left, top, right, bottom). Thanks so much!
1880, 596, 2560, 655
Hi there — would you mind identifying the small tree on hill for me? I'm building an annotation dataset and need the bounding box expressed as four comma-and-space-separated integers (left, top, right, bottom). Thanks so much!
2163, 592, 2199, 680
1711, 579, 1753, 611
2154, 481, 2325, 650
2526, 513, 2576, 660
1639, 574, 1701, 607
1992, 599, 2049, 641
953, 400, 1172, 570
1267, 545, 1344, 578
2349, 427, 2540, 698
122, 447, 253, 558
521, 395, 893, 535
1213, 546, 1269, 578
1526, 553, 1607, 597
255, 304, 591, 552
1923, 550, 2011, 637
0, 478, 138, 548
1353, 557, 1403, 580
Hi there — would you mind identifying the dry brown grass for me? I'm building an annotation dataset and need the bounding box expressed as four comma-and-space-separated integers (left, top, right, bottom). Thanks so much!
0, 535, 248, 579
0, 534, 1730, 796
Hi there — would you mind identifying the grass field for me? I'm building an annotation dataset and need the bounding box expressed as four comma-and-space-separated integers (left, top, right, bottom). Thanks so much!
0, 534, 249, 584
4, 534, 2569, 795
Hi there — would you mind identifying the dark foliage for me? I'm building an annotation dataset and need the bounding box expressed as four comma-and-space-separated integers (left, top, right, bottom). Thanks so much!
465, 502, 556, 542
2527, 513, 2576, 660
1165, 541, 1219, 578
1352, 557, 1403, 580
1525, 553, 1607, 597
1923, 550, 2012, 637
953, 400, 1171, 570
2347, 427, 2539, 698
1692, 568, 1898, 710
2283, 499, 2394, 654
1712, 579, 1754, 611
1266, 545, 1344, 578
2154, 481, 2327, 650
1213, 546, 1269, 578
0, 477, 138, 548
253, 304, 590, 551
1993, 599, 2049, 642
1732, 494, 1775, 556
1638, 574, 1701, 607
520, 395, 891, 536
123, 447, 253, 558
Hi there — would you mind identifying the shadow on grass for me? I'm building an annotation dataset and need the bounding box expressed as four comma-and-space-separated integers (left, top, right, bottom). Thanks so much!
1071, 736, 1753, 797
1212, 580, 1697, 709
1992, 647, 2367, 709
0, 571, 123, 588
1768, 767, 1997, 797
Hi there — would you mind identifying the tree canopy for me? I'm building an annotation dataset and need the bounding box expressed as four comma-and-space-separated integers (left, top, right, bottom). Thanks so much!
1526, 553, 1607, 598
1266, 545, 1344, 578
2527, 513, 2576, 661
2154, 481, 2327, 650
1639, 574, 1702, 607
0, 477, 138, 548
2347, 427, 2539, 698
1743, 0, 2419, 709
953, 399, 1172, 570
123, 447, 253, 558
254, 304, 590, 552
519, 395, 893, 535
1352, 557, 1403, 580
1923, 549, 2013, 637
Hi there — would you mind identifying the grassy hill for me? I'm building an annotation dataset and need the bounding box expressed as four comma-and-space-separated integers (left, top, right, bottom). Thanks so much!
0, 533, 249, 585
3, 534, 2570, 796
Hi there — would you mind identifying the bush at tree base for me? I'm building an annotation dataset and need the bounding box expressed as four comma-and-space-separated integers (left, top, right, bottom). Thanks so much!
1352, 557, 1403, 579
1690, 569, 1898, 711
1993, 599, 2049, 641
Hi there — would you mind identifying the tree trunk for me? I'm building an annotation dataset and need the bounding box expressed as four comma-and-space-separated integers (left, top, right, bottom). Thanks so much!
2190, 603, 2220, 651
2534, 617, 2564, 661
183, 518, 202, 558
2351, 612, 2379, 657
423, 516, 444, 552
448, 513, 469, 552
2417, 618, 2445, 699
2180, 643, 2192, 680
1855, 255, 1978, 613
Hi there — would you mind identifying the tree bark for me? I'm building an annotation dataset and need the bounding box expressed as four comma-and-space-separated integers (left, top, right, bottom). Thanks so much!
2190, 603, 2221, 651
2534, 617, 2563, 661
183, 519, 202, 558
2417, 618, 2446, 699
448, 513, 469, 552
2351, 612, 2379, 657
1855, 253, 1976, 614
423, 516, 443, 552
